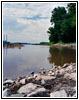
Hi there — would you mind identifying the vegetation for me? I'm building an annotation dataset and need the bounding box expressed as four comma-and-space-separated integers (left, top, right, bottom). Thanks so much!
47, 3, 76, 43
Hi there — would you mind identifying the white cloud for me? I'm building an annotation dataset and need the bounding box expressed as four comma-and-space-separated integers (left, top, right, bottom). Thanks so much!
3, 2, 68, 43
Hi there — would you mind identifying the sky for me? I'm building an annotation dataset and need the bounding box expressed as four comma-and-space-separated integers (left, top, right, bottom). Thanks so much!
3, 2, 68, 43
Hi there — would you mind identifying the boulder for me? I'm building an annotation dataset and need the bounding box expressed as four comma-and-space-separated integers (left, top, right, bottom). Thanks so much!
50, 90, 67, 97
36, 75, 55, 81
64, 73, 76, 81
3, 89, 11, 97
27, 87, 50, 97
17, 83, 40, 94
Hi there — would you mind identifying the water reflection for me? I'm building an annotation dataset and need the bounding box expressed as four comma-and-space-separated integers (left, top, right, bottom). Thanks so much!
3, 45, 76, 79
48, 47, 76, 66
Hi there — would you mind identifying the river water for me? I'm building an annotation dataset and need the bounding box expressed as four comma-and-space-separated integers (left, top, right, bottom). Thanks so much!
3, 45, 76, 79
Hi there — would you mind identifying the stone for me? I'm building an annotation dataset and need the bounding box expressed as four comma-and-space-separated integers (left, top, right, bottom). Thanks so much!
70, 73, 76, 81
50, 90, 67, 97
3, 79, 14, 85
18, 83, 40, 94
10, 82, 22, 92
59, 69, 65, 75
40, 68, 44, 71
36, 75, 55, 81
62, 63, 70, 68
27, 87, 49, 97
34, 74, 38, 78
64, 73, 71, 79
64, 73, 76, 81
3, 89, 11, 97
41, 80, 45, 85
10, 93, 24, 97
65, 86, 76, 97
65, 65, 73, 72
19, 78, 26, 85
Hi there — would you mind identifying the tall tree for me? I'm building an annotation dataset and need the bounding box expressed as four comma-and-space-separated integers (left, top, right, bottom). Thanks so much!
47, 3, 76, 43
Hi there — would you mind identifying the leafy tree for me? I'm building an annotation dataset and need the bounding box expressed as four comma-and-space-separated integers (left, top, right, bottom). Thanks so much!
47, 3, 76, 43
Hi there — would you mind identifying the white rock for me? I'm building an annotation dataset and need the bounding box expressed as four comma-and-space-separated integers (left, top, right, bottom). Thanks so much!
70, 73, 76, 81
65, 65, 72, 72
19, 78, 26, 85
50, 90, 67, 97
3, 79, 14, 85
34, 74, 38, 78
41, 80, 45, 85
64, 73, 76, 81
18, 83, 40, 94
62, 63, 70, 68
3, 89, 11, 97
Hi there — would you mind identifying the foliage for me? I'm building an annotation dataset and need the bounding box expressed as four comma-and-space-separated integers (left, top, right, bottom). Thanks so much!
47, 3, 76, 43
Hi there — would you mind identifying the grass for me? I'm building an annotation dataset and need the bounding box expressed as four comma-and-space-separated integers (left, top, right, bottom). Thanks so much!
41, 41, 76, 46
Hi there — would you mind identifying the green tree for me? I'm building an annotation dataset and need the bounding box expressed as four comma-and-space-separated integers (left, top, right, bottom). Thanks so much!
47, 3, 76, 43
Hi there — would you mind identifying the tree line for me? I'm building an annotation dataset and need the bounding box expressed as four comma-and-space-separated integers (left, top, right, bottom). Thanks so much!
47, 3, 76, 43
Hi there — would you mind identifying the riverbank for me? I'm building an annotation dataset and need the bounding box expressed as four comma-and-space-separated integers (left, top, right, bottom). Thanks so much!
3, 63, 76, 97
43, 43, 76, 49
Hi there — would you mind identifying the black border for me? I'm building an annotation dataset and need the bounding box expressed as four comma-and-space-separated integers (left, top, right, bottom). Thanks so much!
1, 1, 78, 99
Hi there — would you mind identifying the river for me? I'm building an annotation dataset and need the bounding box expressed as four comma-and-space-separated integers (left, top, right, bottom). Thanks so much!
3, 45, 76, 79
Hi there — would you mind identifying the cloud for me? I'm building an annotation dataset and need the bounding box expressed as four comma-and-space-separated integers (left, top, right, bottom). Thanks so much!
3, 2, 68, 43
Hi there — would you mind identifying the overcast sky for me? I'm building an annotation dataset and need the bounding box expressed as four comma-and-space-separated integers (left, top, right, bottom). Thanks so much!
3, 2, 68, 43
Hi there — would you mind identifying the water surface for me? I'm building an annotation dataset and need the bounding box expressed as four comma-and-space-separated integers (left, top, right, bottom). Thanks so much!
3, 45, 76, 79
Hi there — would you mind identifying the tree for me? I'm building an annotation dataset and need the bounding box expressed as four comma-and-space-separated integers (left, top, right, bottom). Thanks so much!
47, 3, 76, 43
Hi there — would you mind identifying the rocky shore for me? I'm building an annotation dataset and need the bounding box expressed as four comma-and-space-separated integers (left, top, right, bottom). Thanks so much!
3, 63, 76, 97
53, 43, 76, 49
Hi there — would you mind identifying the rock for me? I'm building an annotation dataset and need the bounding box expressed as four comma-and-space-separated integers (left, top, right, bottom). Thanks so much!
62, 63, 70, 68
48, 71, 55, 76
36, 75, 55, 81
3, 89, 11, 97
70, 73, 76, 81
18, 83, 40, 94
50, 90, 67, 97
27, 87, 50, 97
19, 78, 26, 85
34, 74, 38, 78
30, 72, 34, 76
40, 68, 44, 71
3, 79, 14, 85
41, 80, 45, 85
64, 73, 76, 81
43, 84, 52, 89
10, 93, 24, 97
35, 75, 41, 81
65, 65, 73, 72
65, 86, 76, 97
59, 69, 65, 75
10, 82, 22, 92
